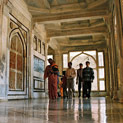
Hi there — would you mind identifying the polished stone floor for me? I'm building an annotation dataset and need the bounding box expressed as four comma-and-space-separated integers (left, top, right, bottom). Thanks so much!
0, 97, 123, 123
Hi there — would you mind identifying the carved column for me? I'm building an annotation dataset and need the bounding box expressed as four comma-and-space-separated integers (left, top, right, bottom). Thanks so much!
107, 14, 117, 99
0, 1, 9, 99
114, 0, 123, 102
54, 50, 62, 75
105, 16, 114, 97
112, 12, 119, 100
45, 39, 50, 97
0, 2, 3, 59
0, 0, 8, 58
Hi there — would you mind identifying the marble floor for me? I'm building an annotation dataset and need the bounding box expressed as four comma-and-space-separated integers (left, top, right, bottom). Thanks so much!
0, 97, 123, 123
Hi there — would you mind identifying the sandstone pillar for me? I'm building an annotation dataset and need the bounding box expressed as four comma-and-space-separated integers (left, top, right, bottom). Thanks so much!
54, 50, 62, 76
115, 0, 123, 102
0, 2, 9, 99
44, 39, 49, 97
0, 2, 3, 59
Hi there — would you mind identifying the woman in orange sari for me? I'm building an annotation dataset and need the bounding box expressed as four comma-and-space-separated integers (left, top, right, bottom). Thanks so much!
44, 59, 59, 100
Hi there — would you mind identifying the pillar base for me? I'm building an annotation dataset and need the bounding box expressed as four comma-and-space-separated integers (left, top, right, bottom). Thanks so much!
113, 89, 118, 100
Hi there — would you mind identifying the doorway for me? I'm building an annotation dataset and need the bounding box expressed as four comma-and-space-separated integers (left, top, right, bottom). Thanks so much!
63, 50, 106, 92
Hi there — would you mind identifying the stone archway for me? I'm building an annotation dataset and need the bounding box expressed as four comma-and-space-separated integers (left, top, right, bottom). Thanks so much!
71, 52, 98, 91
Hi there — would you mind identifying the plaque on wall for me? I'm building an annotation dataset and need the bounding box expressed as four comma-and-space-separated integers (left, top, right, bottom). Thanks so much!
33, 77, 45, 92
33, 56, 45, 92
33, 56, 44, 79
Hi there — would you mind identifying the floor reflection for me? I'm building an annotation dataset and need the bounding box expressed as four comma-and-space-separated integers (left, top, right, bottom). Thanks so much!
83, 99, 94, 122
78, 98, 83, 120
48, 100, 58, 122
0, 97, 122, 123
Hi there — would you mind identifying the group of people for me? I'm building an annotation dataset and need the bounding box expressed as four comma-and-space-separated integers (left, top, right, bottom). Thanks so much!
44, 58, 94, 100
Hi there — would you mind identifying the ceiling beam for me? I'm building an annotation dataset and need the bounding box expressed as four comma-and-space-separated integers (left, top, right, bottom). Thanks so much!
28, 6, 49, 13
60, 20, 105, 30
60, 42, 107, 52
33, 9, 108, 23
50, 0, 108, 13
50, 2, 86, 13
90, 19, 105, 27
46, 26, 108, 38
69, 36, 93, 40
28, 0, 108, 14
58, 41, 106, 46
60, 43, 107, 51
61, 21, 90, 29
87, 0, 108, 9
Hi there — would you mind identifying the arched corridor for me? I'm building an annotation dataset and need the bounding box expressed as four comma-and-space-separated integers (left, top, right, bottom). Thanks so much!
0, 0, 123, 122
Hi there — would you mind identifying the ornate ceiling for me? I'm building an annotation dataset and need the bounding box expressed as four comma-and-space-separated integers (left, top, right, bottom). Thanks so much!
24, 0, 110, 51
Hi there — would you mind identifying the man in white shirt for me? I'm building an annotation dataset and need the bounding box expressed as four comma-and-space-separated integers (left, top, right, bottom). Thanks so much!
66, 62, 76, 99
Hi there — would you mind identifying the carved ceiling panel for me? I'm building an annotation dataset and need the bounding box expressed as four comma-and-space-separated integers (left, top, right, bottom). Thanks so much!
24, 0, 109, 49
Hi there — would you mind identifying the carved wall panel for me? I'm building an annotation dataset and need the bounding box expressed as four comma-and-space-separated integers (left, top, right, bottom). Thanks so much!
8, 15, 28, 95
9, 35, 23, 90
9, 71, 15, 89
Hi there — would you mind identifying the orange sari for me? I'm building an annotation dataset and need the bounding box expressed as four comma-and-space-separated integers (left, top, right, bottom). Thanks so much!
59, 81, 63, 97
44, 65, 58, 100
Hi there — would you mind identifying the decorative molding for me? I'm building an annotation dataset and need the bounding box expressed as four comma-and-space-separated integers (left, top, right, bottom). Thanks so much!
47, 25, 108, 38
9, 0, 32, 22
33, 10, 108, 24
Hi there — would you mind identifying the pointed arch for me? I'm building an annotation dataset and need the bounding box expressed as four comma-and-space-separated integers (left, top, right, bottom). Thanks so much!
71, 52, 96, 63
9, 28, 27, 91
9, 28, 26, 57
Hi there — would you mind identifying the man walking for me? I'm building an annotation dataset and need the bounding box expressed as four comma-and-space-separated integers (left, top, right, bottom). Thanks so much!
83, 61, 94, 98
66, 62, 76, 99
76, 63, 83, 98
